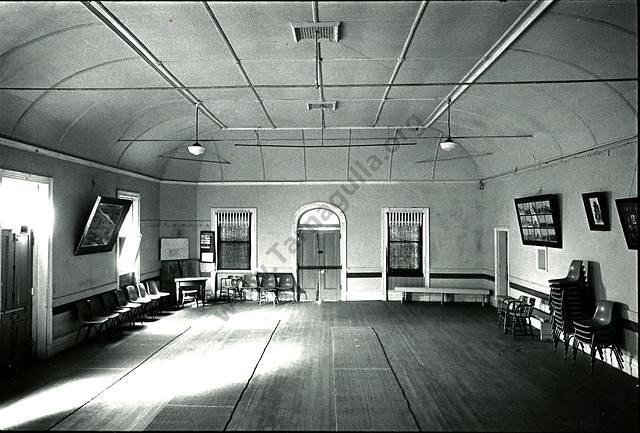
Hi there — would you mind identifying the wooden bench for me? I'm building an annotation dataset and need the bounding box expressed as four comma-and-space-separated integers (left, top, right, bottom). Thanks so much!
394, 287, 491, 306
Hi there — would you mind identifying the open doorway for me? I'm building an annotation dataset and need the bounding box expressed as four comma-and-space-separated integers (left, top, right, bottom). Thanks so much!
293, 203, 346, 302
494, 228, 509, 305
0, 171, 53, 366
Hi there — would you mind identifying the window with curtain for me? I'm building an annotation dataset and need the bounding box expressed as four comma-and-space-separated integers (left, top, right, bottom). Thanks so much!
387, 210, 423, 277
216, 211, 251, 270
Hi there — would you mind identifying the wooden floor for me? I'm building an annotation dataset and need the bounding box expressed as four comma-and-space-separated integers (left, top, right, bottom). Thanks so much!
0, 301, 637, 431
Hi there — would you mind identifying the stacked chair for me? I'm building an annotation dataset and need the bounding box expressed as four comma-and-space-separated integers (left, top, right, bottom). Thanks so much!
74, 280, 167, 346
571, 300, 624, 374
242, 274, 259, 301
275, 273, 296, 303
258, 273, 277, 305
146, 280, 171, 308
548, 260, 590, 358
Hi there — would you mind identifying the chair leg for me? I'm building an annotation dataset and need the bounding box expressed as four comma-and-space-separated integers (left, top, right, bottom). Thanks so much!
74, 325, 84, 345
589, 344, 597, 374
571, 339, 579, 365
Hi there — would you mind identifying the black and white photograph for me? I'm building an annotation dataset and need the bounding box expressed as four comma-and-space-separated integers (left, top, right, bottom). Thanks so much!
0, 1, 637, 432
582, 191, 611, 231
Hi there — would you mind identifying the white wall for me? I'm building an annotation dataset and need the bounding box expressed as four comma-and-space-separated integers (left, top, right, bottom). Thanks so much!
189, 182, 485, 299
482, 143, 638, 365
1, 143, 161, 348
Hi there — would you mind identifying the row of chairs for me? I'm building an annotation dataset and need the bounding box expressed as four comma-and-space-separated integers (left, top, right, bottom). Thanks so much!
219, 273, 296, 306
74, 281, 170, 345
497, 295, 536, 338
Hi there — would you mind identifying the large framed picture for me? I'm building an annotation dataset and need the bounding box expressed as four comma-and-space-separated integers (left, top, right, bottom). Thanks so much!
75, 196, 132, 255
582, 192, 610, 231
615, 197, 638, 250
514, 194, 562, 248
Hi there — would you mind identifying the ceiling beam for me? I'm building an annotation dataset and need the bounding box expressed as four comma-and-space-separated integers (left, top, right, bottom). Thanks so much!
419, 0, 555, 129
372, 1, 428, 127
4, 77, 633, 92
201, 1, 276, 128
118, 134, 532, 142
83, 1, 227, 128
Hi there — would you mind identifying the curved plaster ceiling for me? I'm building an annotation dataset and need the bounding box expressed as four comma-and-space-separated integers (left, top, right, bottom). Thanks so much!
0, 1, 637, 183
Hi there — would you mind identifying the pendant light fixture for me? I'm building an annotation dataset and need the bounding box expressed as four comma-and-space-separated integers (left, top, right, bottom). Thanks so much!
188, 102, 206, 156
439, 98, 457, 152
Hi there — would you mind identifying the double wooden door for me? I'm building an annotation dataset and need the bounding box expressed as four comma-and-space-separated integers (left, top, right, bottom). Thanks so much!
1, 229, 33, 372
297, 229, 341, 301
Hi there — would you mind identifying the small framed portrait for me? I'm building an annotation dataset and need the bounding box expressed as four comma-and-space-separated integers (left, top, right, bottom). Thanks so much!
582, 192, 610, 231
615, 197, 638, 250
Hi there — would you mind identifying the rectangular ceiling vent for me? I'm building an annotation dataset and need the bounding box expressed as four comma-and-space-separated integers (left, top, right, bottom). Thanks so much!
291, 22, 341, 43
307, 101, 337, 111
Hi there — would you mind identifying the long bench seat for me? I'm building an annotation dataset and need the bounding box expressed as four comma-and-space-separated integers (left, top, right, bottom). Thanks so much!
394, 286, 490, 306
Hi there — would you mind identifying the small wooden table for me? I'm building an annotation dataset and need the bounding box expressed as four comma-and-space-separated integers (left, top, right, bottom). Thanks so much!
174, 277, 209, 306
394, 287, 490, 306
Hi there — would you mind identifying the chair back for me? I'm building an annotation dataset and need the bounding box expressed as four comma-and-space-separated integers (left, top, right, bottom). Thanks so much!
147, 280, 160, 295
514, 302, 534, 318
243, 274, 258, 289
260, 273, 276, 289
126, 284, 139, 302
115, 288, 129, 306
592, 300, 614, 326
87, 298, 106, 317
136, 282, 149, 299
75, 300, 94, 321
277, 273, 294, 289
101, 291, 118, 311
566, 260, 584, 282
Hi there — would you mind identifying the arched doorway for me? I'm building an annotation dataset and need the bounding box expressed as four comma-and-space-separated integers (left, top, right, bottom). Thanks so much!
293, 202, 346, 302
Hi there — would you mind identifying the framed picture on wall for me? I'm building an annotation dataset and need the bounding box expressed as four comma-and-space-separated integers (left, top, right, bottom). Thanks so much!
582, 192, 610, 231
615, 197, 638, 250
514, 194, 562, 248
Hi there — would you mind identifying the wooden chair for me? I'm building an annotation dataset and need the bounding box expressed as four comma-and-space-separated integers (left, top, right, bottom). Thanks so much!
505, 298, 536, 339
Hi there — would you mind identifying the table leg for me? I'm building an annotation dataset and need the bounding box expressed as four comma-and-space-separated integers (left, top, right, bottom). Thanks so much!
175, 282, 180, 306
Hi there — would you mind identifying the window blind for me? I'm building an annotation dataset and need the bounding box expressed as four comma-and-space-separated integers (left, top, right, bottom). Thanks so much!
388, 210, 423, 276
217, 210, 251, 270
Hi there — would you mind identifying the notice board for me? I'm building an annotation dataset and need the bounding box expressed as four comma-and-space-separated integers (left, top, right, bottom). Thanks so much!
200, 231, 215, 263
160, 237, 189, 261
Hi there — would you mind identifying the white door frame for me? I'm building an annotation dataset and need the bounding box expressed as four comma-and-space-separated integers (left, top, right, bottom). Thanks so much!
494, 227, 510, 305
0, 169, 53, 358
292, 202, 347, 301
381, 208, 430, 300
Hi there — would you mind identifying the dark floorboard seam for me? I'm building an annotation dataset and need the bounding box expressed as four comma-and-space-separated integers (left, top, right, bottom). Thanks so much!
223, 320, 281, 431
371, 326, 422, 432
46, 326, 192, 431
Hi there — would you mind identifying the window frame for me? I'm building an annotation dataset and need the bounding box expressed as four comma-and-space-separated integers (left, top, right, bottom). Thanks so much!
212, 208, 257, 272
116, 190, 141, 281
381, 207, 430, 295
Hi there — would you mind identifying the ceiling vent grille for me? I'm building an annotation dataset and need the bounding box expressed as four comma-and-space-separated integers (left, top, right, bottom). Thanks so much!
307, 101, 337, 111
291, 22, 341, 42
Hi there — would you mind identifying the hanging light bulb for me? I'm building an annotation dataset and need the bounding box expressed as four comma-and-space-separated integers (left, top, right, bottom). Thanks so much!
440, 98, 457, 151
188, 103, 206, 156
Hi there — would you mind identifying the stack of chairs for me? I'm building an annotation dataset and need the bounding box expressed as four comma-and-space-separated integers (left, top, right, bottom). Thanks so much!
571, 300, 624, 374
548, 260, 590, 358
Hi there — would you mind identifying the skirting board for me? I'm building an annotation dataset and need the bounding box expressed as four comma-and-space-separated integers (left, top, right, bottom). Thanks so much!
50, 330, 80, 357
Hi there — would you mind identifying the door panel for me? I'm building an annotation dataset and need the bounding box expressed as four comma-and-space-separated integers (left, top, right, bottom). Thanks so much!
0, 230, 33, 371
297, 228, 341, 301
